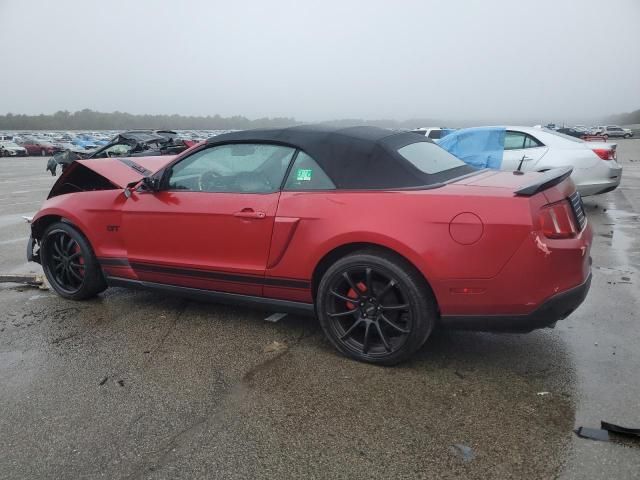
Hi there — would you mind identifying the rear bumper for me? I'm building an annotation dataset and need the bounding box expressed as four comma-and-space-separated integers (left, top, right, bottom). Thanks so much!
575, 162, 622, 197
440, 271, 591, 333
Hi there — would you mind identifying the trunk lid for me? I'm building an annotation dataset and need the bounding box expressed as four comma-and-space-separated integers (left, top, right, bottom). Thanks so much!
451, 168, 571, 193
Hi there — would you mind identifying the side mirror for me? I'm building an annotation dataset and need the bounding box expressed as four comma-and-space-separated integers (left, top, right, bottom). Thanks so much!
123, 176, 159, 199
140, 176, 160, 192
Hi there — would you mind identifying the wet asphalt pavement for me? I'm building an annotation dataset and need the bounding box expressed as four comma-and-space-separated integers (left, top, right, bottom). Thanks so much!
0, 143, 638, 479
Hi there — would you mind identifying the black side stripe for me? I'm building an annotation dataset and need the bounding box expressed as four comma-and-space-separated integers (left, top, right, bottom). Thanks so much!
97, 258, 310, 290
99, 257, 131, 267
118, 158, 153, 176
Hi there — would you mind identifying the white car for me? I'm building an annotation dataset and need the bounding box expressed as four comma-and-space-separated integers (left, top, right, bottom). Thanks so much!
439, 126, 622, 196
410, 127, 454, 140
0, 140, 28, 157
506, 127, 621, 196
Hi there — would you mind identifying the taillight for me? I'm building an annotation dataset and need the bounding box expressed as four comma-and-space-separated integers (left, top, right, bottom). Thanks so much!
592, 148, 615, 161
539, 200, 577, 239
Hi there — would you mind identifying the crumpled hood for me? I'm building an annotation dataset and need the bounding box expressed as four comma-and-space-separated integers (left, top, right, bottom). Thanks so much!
76, 155, 175, 188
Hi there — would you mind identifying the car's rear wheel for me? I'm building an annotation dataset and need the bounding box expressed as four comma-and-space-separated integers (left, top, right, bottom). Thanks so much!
603, 134, 609, 140
41, 222, 107, 300
317, 251, 435, 365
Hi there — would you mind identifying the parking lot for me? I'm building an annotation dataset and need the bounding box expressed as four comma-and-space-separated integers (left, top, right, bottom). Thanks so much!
0, 142, 638, 479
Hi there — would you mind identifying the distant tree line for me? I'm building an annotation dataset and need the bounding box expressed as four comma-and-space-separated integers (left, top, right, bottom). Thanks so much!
0, 109, 299, 131
4, 107, 636, 131
605, 109, 640, 126
0, 108, 452, 131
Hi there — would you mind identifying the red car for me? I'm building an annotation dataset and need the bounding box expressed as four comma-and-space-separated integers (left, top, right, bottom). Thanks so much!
20, 138, 63, 156
27, 126, 592, 364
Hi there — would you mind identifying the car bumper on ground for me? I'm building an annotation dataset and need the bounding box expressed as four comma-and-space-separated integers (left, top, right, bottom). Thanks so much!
440, 270, 592, 332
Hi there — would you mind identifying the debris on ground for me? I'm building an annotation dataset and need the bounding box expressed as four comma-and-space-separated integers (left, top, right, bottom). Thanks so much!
449, 443, 475, 462
263, 341, 288, 354
0, 274, 49, 290
99, 376, 109, 386
574, 426, 610, 442
601, 421, 640, 438
264, 312, 288, 323
117, 379, 125, 387
537, 391, 551, 396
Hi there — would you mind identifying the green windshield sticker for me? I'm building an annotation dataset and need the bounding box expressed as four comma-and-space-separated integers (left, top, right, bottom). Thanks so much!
296, 168, 312, 181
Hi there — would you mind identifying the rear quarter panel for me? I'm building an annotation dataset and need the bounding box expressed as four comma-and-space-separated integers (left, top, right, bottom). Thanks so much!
267, 188, 535, 302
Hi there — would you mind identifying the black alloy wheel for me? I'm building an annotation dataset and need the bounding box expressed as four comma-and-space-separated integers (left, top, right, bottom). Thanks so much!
41, 222, 107, 300
45, 230, 85, 293
317, 251, 435, 365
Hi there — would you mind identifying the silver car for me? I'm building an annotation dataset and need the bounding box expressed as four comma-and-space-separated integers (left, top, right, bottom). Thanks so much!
597, 125, 633, 139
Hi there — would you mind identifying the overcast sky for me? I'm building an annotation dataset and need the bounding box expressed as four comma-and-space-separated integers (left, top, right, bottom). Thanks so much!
1, 0, 639, 123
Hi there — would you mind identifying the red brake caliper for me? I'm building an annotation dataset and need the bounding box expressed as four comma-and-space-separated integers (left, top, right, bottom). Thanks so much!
346, 281, 367, 310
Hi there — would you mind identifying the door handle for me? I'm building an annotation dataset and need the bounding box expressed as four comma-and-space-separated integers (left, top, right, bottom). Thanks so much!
233, 208, 266, 219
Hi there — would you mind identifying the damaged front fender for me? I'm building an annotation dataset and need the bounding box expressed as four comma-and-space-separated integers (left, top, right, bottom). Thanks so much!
26, 235, 40, 264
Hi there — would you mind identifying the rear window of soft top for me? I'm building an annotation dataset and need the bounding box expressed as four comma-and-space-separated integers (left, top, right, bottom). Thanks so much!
397, 141, 467, 174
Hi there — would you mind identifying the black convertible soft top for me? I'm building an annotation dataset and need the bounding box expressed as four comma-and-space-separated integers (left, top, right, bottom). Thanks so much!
206, 125, 475, 189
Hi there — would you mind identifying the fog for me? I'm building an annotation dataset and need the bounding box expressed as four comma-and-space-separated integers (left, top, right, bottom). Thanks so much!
1, 0, 639, 123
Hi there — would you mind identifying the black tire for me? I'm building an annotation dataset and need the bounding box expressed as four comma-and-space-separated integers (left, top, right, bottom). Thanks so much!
624, 134, 631, 139
602, 134, 609, 140
317, 250, 436, 365
41, 221, 107, 300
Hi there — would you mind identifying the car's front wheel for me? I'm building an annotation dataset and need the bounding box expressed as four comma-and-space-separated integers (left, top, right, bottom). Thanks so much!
317, 251, 436, 365
40, 221, 107, 300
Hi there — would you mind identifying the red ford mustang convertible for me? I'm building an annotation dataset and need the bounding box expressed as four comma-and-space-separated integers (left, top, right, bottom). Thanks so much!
27, 126, 592, 364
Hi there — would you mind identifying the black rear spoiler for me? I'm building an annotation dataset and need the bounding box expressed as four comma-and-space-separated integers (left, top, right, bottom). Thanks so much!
514, 167, 573, 196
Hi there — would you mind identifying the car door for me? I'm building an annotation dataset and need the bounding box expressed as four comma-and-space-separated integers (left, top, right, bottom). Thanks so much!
121, 142, 296, 296
501, 130, 549, 171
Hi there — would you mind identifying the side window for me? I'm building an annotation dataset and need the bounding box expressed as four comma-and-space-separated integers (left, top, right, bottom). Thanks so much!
427, 130, 442, 139
504, 131, 526, 150
283, 151, 335, 190
168, 143, 295, 193
523, 134, 543, 148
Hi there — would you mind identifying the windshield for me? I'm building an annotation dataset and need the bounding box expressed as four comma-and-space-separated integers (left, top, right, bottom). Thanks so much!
397, 141, 467, 174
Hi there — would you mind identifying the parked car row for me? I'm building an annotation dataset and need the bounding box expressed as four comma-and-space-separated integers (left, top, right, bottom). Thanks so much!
3, 123, 627, 198
543, 124, 634, 139
0, 129, 231, 160
45, 130, 202, 175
